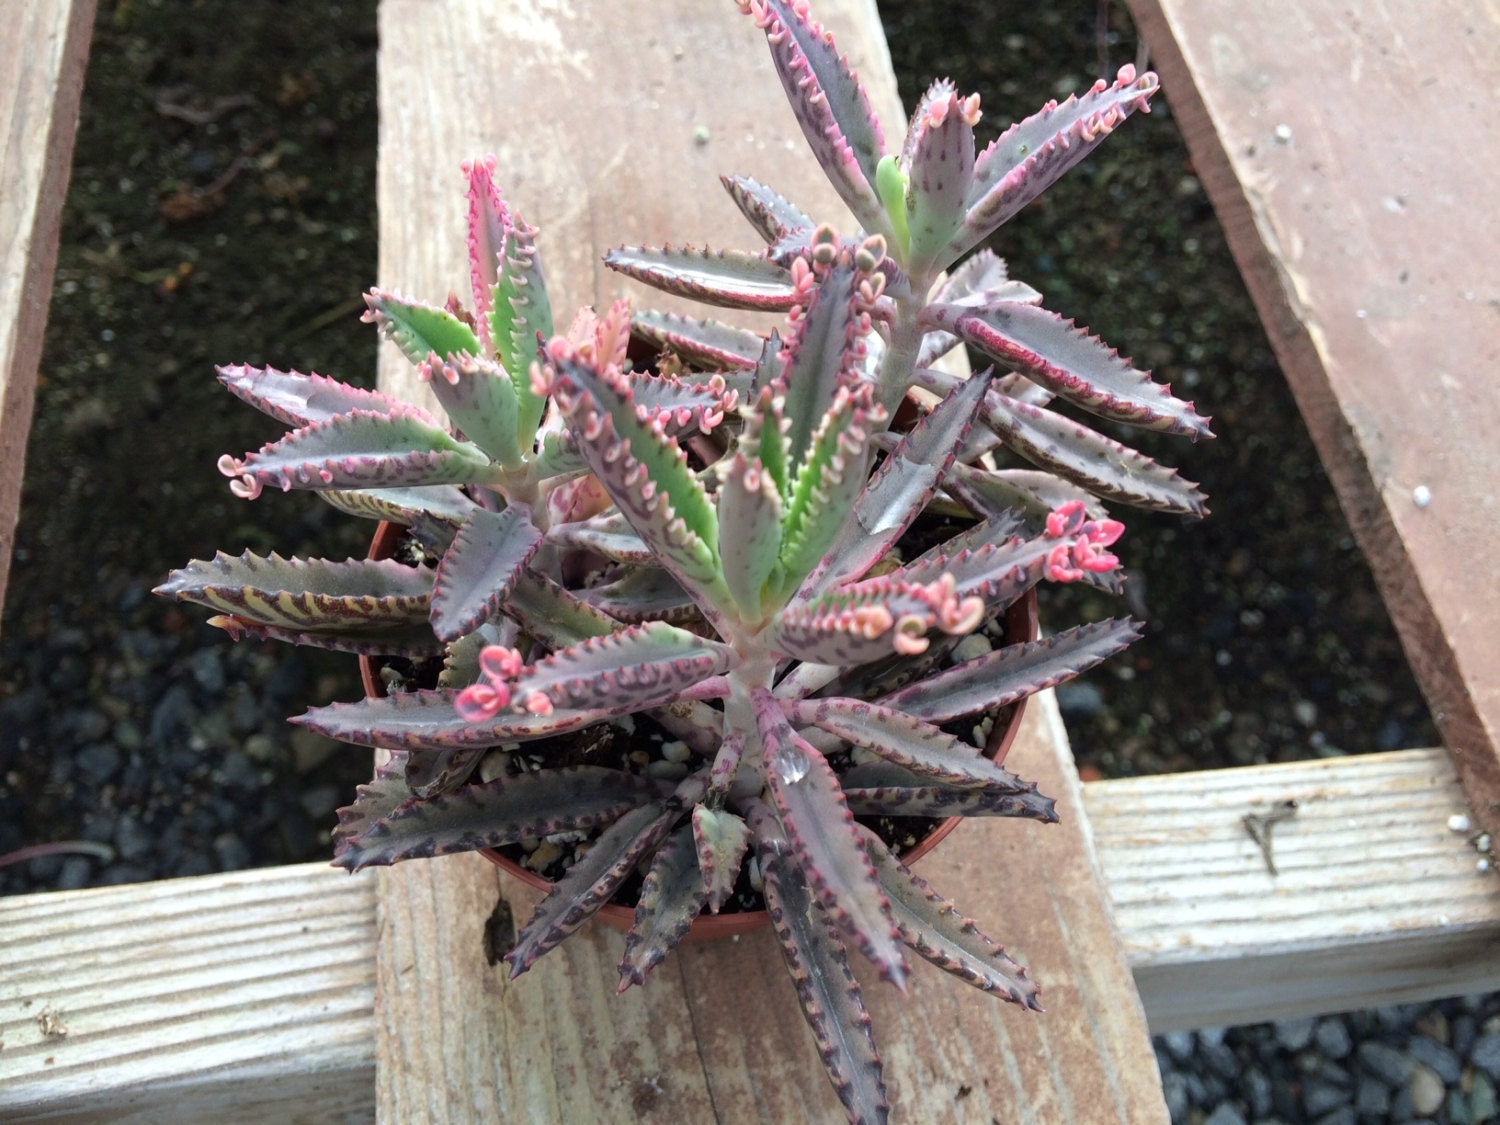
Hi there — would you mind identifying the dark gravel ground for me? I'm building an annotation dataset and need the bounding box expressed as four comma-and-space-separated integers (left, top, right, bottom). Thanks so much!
1, 1, 1487, 1121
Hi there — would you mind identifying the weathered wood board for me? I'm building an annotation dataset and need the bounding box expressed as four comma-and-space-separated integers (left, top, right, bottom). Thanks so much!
1124, 0, 1500, 841
369, 0, 1166, 1119
1088, 748, 1500, 1032
0, 864, 377, 1123
0, 0, 97, 623
5, 748, 1496, 1120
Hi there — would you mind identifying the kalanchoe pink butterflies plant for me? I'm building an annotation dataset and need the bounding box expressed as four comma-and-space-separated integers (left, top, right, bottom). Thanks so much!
157, 0, 1208, 1120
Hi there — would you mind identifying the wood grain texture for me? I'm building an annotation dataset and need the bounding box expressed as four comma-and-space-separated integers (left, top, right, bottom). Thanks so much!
1124, 0, 1500, 842
0, 0, 97, 623
372, 0, 1164, 1119
0, 863, 377, 1123
4, 750, 1498, 1119
1089, 748, 1500, 1032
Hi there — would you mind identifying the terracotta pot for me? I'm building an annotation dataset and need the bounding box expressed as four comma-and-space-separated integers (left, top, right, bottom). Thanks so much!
359, 519, 1040, 940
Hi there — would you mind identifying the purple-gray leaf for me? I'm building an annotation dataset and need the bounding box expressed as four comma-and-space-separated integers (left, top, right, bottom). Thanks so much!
881, 619, 1142, 723
863, 830, 1043, 1009
758, 829, 888, 1125
506, 800, 678, 978
923, 300, 1211, 438
429, 505, 543, 642
603, 245, 795, 311
617, 824, 707, 990
332, 766, 666, 871
984, 392, 1209, 515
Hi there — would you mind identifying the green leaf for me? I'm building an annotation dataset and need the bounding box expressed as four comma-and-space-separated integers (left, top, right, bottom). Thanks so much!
715, 451, 784, 620
424, 353, 525, 468
553, 357, 723, 597
363, 288, 482, 364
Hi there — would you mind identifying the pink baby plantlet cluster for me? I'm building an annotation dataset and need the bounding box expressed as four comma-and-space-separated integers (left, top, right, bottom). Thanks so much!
157, 1, 1211, 1121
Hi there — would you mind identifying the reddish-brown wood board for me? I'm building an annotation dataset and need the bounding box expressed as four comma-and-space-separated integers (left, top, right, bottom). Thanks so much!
372, 0, 1165, 1119
1124, 0, 1500, 838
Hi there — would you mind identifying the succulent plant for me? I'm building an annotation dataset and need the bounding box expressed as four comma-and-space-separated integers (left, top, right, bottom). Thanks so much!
157, 0, 1210, 1119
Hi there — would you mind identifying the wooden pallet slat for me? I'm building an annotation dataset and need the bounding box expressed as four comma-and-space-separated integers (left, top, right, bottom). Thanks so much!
370, 0, 1165, 1119
0, 0, 97, 617
1124, 0, 1500, 842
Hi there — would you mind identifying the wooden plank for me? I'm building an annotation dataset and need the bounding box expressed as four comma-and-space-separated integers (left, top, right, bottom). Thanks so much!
371, 0, 1164, 1119
3, 749, 1497, 1119
372, 696, 1164, 1122
0, 864, 377, 1123
1123, 0, 1500, 842
1088, 748, 1500, 1032
0, 0, 97, 621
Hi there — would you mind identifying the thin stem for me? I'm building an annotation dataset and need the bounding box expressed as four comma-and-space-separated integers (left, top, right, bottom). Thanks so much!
0, 840, 116, 870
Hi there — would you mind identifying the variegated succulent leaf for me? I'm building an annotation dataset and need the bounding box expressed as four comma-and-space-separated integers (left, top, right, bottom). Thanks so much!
720, 173, 816, 251
403, 744, 487, 799
216, 364, 438, 430
984, 391, 1209, 515
204, 613, 443, 659
362, 288, 482, 366
296, 688, 634, 751
604, 245, 796, 311
463, 154, 509, 356
774, 232, 885, 474
955, 64, 1160, 258
810, 369, 991, 592
332, 765, 668, 870
217, 410, 498, 500
319, 484, 477, 528
506, 799, 679, 979
618, 823, 708, 991
882, 618, 1141, 723
621, 369, 740, 436
418, 352, 525, 468
776, 379, 883, 601
331, 753, 411, 851
631, 309, 763, 371
505, 571, 621, 649
155, 551, 432, 637
437, 619, 516, 689
545, 354, 726, 609
922, 301, 1211, 438
941, 462, 1098, 528
844, 781, 1058, 822
754, 690, 907, 989
692, 805, 751, 913
546, 509, 655, 565
454, 621, 734, 724
429, 504, 545, 642
716, 450, 786, 621
756, 820, 889, 1125
792, 696, 1030, 791
736, 0, 893, 245
580, 566, 697, 624
898, 80, 981, 275
862, 829, 1043, 1010
769, 572, 983, 666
